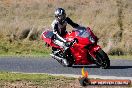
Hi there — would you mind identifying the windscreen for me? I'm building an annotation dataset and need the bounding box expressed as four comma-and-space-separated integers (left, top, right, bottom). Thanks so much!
75, 29, 91, 38
75, 29, 95, 43
45, 31, 54, 38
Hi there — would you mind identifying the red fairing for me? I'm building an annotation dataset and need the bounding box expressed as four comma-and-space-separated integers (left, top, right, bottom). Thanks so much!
41, 27, 102, 65
63, 31, 77, 42
93, 45, 101, 51
70, 44, 93, 65
41, 31, 51, 44
41, 31, 59, 48
89, 45, 101, 59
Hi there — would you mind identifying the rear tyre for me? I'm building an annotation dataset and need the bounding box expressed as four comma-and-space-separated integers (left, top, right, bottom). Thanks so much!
95, 49, 110, 69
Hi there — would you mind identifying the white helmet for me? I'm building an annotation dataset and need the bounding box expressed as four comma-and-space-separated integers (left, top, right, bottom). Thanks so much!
54, 8, 66, 22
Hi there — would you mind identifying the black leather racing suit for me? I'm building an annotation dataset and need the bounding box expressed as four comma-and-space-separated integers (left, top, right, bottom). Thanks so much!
51, 17, 79, 49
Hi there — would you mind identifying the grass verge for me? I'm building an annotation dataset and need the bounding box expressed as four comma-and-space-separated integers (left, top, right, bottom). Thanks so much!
0, 40, 51, 57
0, 72, 75, 88
0, 72, 131, 88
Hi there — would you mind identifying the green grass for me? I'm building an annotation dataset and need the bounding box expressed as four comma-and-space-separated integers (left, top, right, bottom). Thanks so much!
0, 72, 74, 81
0, 72, 75, 88
0, 39, 51, 57
0, 72, 131, 88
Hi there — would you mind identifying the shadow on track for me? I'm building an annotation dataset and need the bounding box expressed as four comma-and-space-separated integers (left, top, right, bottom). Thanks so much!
72, 65, 132, 69
108, 66, 132, 69
72, 65, 99, 68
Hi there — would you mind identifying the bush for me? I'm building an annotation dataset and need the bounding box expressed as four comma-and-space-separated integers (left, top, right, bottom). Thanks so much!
109, 47, 124, 55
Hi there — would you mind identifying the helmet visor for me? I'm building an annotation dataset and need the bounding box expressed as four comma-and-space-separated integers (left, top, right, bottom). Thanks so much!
55, 14, 65, 21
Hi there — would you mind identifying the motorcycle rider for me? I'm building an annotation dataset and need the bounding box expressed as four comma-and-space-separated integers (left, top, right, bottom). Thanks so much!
51, 8, 96, 66
51, 8, 80, 54
51, 8, 96, 55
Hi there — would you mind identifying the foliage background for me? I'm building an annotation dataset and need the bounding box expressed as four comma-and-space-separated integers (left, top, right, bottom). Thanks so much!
0, 0, 131, 55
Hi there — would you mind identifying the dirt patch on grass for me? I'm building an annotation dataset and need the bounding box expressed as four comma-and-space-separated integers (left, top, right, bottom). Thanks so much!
0, 80, 131, 88
1, 81, 43, 88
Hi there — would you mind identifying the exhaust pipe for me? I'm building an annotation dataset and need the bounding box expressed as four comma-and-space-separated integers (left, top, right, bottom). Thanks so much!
50, 54, 63, 61
50, 54, 69, 66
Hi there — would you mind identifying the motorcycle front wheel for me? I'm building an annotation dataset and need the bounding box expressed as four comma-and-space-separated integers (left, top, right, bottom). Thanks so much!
95, 49, 110, 69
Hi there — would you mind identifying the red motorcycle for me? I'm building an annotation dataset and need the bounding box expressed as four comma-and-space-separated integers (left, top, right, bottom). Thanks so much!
41, 27, 110, 69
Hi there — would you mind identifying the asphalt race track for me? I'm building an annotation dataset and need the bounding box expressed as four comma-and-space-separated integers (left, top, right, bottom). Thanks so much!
0, 57, 132, 79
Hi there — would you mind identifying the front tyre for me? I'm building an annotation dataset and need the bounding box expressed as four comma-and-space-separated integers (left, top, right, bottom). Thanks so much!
95, 49, 110, 69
